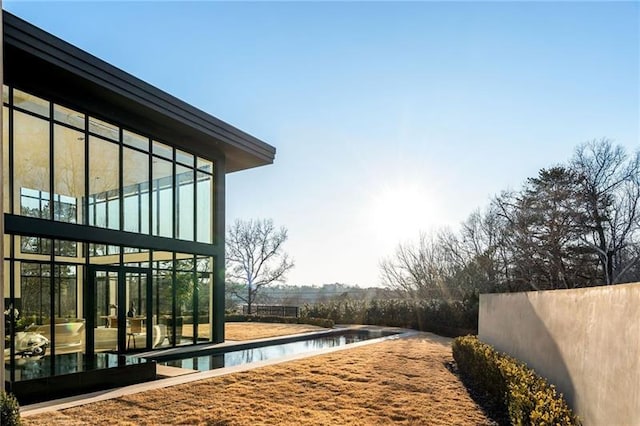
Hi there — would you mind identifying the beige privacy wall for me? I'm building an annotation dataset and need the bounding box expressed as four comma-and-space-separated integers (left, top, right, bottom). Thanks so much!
479, 282, 640, 426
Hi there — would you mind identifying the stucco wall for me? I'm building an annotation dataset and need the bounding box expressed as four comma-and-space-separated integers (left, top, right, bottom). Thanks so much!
479, 282, 640, 426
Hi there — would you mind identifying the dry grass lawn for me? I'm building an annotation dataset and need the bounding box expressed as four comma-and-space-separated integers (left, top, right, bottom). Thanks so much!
180, 322, 326, 342
224, 322, 327, 341
23, 330, 493, 425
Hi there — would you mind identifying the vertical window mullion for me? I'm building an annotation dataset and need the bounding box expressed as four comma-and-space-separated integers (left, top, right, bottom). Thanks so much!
176, 171, 180, 239
193, 168, 197, 242
119, 128, 124, 231
172, 252, 177, 346
148, 139, 152, 235
192, 254, 197, 344
49, 102, 54, 221
172, 150, 177, 239
8, 87, 16, 376
84, 116, 89, 226
49, 255, 55, 367
137, 183, 142, 233
8, 88, 14, 215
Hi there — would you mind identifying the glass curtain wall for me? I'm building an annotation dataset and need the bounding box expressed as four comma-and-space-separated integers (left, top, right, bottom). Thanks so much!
2, 85, 218, 382
4, 85, 214, 241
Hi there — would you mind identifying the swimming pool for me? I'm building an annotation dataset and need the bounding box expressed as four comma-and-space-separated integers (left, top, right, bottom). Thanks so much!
152, 329, 399, 372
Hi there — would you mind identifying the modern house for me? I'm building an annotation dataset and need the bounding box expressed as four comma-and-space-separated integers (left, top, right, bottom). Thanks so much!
1, 10, 275, 401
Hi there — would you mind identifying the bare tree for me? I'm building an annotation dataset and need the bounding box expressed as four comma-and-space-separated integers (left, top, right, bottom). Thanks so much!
572, 139, 640, 284
226, 219, 294, 314
457, 208, 509, 293
380, 231, 462, 299
380, 139, 639, 297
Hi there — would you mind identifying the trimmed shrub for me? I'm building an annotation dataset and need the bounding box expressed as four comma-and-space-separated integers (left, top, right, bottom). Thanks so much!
452, 335, 579, 425
299, 298, 478, 336
0, 391, 21, 426
225, 314, 334, 329
302, 317, 335, 328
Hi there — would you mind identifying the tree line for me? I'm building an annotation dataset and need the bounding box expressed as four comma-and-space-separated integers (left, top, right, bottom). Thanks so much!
381, 139, 640, 297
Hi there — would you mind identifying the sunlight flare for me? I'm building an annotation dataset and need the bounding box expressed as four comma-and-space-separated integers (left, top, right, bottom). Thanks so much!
365, 181, 441, 245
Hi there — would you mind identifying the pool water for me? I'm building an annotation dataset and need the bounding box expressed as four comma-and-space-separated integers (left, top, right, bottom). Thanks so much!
158, 330, 396, 371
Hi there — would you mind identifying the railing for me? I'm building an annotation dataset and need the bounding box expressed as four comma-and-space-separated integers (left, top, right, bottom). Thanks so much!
242, 305, 299, 318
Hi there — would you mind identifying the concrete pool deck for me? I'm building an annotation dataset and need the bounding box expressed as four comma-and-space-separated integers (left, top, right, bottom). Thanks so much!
20, 325, 423, 417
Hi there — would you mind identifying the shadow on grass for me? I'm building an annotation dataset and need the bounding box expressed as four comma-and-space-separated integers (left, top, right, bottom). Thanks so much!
444, 360, 509, 426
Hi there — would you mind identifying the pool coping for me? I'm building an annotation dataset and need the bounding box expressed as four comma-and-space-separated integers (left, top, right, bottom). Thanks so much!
20, 325, 420, 416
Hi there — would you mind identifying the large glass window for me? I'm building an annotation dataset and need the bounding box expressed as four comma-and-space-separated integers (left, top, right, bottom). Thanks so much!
89, 136, 120, 230
176, 164, 194, 241
196, 171, 213, 243
54, 125, 85, 224
123, 129, 148, 151
13, 89, 50, 118
54, 264, 77, 318
152, 156, 173, 238
20, 262, 52, 325
123, 146, 150, 233
14, 111, 50, 218
175, 254, 195, 345
8, 88, 216, 243
89, 116, 118, 141
54, 104, 85, 130
152, 252, 173, 348
4, 85, 221, 386
197, 256, 213, 341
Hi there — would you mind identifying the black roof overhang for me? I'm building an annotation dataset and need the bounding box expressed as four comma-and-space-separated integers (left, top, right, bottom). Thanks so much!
2, 11, 275, 172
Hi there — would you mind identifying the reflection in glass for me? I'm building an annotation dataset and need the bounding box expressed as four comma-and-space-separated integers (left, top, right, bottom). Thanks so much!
175, 255, 194, 346
54, 264, 77, 319
197, 272, 212, 342
123, 146, 150, 233
196, 171, 212, 243
20, 262, 52, 325
14, 111, 50, 218
161, 332, 387, 372
94, 270, 118, 352
153, 262, 173, 348
125, 271, 149, 350
89, 137, 120, 230
176, 165, 194, 241
54, 125, 84, 224
54, 239, 78, 258
152, 156, 173, 238
21, 236, 51, 255
89, 243, 121, 257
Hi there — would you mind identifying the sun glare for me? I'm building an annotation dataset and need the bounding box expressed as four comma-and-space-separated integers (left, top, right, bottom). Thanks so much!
365, 182, 440, 245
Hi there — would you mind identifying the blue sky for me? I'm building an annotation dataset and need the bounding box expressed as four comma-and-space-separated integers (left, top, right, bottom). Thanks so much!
6, 1, 638, 287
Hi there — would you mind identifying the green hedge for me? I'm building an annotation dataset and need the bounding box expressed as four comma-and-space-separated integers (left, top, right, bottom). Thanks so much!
300, 298, 478, 336
452, 336, 579, 425
225, 314, 334, 329
0, 391, 21, 426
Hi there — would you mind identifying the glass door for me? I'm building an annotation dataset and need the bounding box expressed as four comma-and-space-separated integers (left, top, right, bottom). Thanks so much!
88, 266, 151, 355
124, 270, 153, 350
93, 268, 120, 353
